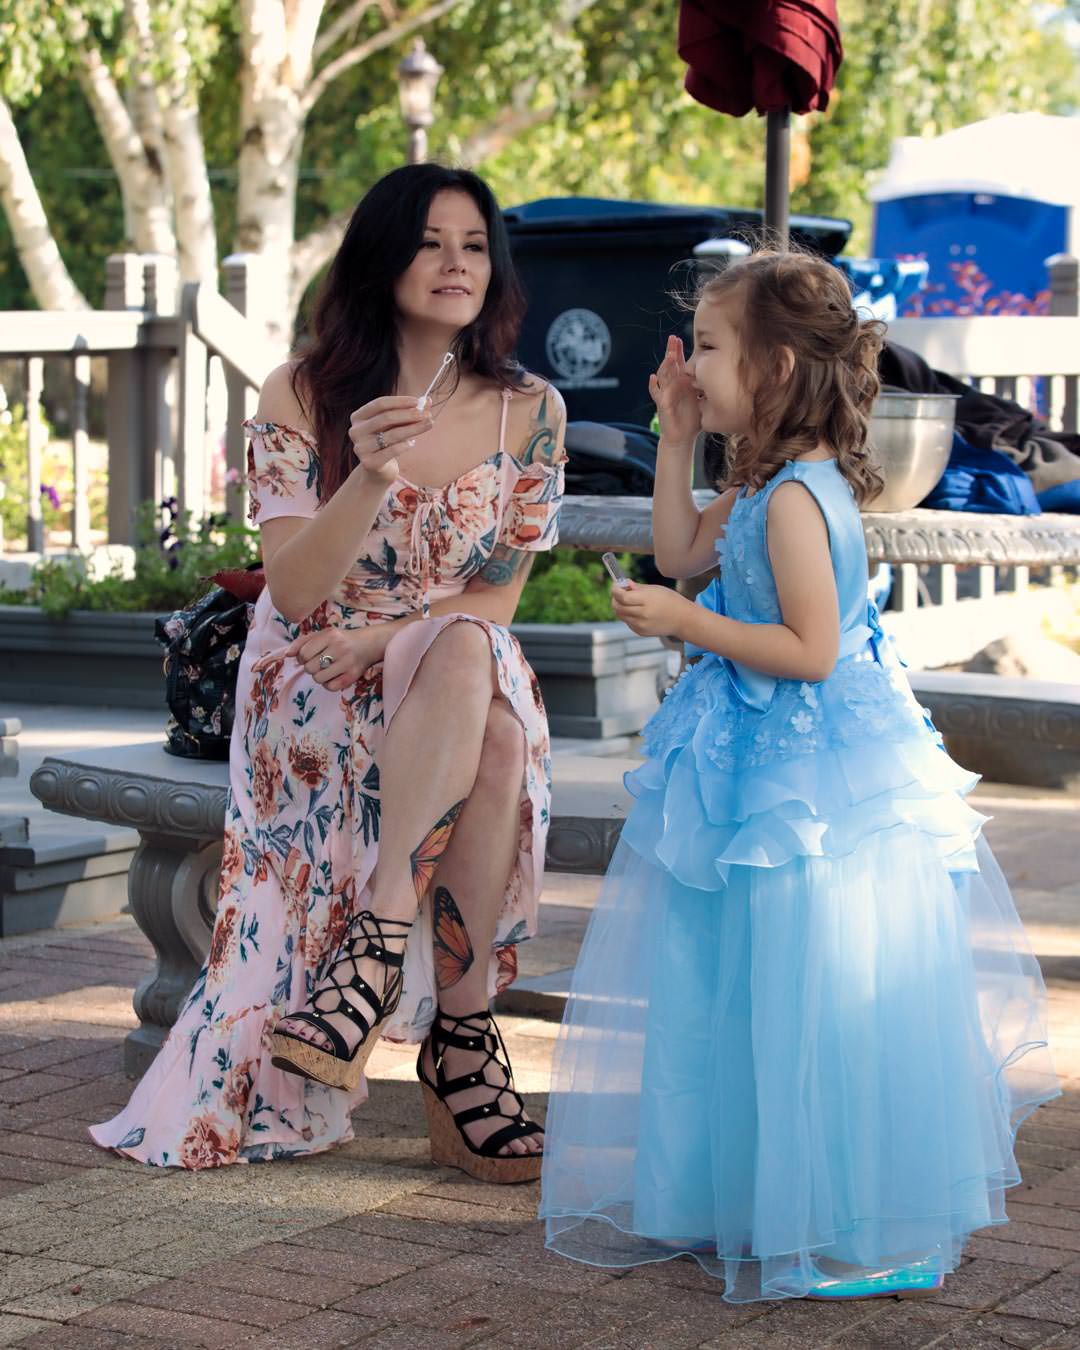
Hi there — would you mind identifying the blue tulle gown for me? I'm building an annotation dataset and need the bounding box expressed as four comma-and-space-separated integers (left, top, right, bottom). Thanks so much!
539, 459, 1059, 1302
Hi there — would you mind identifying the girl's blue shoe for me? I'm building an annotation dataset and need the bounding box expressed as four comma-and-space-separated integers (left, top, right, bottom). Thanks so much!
806, 1260, 944, 1301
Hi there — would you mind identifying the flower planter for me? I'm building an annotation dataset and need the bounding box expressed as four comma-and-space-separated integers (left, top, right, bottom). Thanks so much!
512, 622, 675, 739
0, 607, 164, 709
0, 608, 674, 738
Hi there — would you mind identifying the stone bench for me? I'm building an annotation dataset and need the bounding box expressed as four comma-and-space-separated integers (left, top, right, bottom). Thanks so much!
909, 671, 1080, 792
29, 741, 632, 1075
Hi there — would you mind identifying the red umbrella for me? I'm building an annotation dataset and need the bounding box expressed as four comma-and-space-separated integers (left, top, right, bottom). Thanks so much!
677, 0, 843, 247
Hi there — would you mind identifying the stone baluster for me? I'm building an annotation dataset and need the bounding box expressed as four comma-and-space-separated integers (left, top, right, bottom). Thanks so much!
221, 254, 264, 521
142, 254, 179, 509
24, 356, 45, 554
104, 254, 148, 544
1047, 254, 1078, 434
70, 343, 91, 552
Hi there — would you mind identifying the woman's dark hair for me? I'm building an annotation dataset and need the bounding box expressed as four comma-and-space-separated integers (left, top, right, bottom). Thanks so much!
695, 249, 886, 505
292, 164, 527, 499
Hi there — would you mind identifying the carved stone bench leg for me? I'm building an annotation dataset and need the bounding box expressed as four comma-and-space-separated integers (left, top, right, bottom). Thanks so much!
125, 831, 219, 1077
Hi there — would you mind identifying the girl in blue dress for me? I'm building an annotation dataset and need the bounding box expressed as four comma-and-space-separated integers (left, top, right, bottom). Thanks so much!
539, 250, 1058, 1302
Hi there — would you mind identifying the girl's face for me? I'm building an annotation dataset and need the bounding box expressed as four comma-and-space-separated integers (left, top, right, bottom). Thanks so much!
394, 189, 492, 332
685, 294, 751, 437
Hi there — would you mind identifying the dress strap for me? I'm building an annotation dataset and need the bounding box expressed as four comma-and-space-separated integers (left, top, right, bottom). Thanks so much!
498, 388, 512, 455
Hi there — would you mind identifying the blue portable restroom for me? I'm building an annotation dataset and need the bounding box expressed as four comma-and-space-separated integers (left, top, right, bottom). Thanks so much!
869, 112, 1079, 315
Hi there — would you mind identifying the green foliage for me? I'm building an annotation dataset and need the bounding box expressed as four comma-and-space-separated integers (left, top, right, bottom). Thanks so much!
1, 0, 1077, 310
516, 549, 635, 624
8, 499, 259, 618
0, 70, 124, 307
796, 0, 1079, 252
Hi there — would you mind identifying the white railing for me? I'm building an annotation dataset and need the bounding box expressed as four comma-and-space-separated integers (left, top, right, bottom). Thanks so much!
1, 253, 1078, 673
0, 253, 277, 553
875, 304, 1080, 667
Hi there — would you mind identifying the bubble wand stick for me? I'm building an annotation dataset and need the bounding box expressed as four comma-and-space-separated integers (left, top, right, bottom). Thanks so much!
417, 351, 456, 411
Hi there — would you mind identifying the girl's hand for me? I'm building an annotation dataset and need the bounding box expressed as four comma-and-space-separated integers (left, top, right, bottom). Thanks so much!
649, 335, 701, 451
251, 626, 387, 692
349, 395, 434, 486
611, 581, 694, 639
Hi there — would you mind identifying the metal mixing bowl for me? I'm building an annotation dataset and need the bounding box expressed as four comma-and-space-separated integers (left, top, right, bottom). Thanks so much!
863, 391, 958, 513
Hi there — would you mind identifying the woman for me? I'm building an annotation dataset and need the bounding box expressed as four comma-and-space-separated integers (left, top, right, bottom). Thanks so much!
90, 165, 566, 1182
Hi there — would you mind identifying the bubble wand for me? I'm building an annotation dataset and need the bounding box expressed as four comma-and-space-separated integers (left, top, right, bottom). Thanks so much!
417, 351, 456, 411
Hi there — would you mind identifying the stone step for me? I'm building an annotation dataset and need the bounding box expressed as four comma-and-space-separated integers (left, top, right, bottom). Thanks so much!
0, 818, 137, 938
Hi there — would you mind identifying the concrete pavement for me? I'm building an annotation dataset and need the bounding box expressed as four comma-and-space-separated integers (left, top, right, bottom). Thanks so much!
0, 703, 1075, 1346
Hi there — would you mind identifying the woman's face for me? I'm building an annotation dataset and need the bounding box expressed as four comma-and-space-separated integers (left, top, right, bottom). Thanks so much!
393, 189, 492, 333
685, 293, 751, 437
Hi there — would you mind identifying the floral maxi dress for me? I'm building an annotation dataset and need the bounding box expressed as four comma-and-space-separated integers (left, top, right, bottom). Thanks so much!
90, 389, 565, 1168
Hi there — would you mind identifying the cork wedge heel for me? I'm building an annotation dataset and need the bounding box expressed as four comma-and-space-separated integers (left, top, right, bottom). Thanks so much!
270, 911, 412, 1092
270, 1014, 385, 1092
417, 1009, 543, 1184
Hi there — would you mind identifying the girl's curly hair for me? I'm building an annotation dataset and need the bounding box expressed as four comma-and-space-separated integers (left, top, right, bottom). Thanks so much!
695, 249, 886, 505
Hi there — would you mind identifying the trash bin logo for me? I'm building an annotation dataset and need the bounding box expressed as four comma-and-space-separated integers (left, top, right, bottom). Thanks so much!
544, 308, 617, 389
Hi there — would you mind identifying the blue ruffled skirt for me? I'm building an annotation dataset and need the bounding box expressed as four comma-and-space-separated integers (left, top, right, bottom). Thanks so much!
540, 651, 1058, 1302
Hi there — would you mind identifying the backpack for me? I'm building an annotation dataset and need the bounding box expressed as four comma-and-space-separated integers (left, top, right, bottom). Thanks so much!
155, 565, 265, 760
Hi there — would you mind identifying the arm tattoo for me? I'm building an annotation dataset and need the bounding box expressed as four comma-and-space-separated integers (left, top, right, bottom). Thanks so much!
478, 543, 534, 587
432, 885, 475, 989
520, 387, 566, 467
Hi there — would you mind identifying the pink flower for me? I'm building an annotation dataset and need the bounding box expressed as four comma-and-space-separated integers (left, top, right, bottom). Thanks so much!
251, 740, 283, 822
179, 1113, 240, 1169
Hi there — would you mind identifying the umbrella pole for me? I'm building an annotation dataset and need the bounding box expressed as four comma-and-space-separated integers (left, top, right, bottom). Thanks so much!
765, 107, 791, 250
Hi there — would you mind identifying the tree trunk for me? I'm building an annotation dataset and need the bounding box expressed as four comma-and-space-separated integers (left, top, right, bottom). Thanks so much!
155, 21, 218, 287
161, 92, 218, 285
236, 0, 323, 352
125, 0, 172, 247
68, 14, 177, 259
0, 96, 88, 310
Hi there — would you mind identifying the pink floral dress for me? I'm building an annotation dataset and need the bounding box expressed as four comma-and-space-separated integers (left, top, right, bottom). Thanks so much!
90, 387, 565, 1168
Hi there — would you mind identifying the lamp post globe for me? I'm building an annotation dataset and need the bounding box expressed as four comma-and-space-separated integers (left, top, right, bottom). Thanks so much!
397, 37, 443, 165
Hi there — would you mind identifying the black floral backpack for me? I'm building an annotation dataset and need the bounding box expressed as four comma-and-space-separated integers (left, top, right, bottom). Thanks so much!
155, 566, 265, 760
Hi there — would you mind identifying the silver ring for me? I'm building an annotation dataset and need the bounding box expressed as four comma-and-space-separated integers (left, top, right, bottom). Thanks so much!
319, 653, 333, 670
375, 430, 387, 450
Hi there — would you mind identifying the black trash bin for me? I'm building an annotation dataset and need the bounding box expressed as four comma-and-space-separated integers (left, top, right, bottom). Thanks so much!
504, 196, 852, 427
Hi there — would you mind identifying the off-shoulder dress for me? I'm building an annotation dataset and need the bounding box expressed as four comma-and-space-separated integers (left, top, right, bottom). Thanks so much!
90, 386, 565, 1168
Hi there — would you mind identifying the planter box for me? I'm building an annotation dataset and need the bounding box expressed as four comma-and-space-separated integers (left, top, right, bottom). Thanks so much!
0, 607, 164, 709
513, 622, 675, 739
0, 609, 674, 738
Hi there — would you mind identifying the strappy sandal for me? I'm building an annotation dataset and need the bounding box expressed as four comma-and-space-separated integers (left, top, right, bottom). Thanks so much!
417, 1008, 544, 1184
270, 911, 412, 1092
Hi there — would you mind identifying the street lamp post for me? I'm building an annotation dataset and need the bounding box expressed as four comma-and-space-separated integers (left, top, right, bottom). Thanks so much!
397, 37, 444, 165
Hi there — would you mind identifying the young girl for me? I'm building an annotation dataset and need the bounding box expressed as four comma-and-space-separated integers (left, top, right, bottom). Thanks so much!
539, 250, 1058, 1301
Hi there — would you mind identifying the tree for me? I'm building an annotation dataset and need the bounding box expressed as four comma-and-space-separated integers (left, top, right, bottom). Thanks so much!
795, 0, 1078, 252
2, 0, 648, 345
0, 0, 1076, 339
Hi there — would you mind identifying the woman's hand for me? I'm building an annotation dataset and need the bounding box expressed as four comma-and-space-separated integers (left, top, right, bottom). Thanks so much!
349, 395, 434, 486
649, 335, 701, 451
611, 581, 695, 640
251, 626, 388, 692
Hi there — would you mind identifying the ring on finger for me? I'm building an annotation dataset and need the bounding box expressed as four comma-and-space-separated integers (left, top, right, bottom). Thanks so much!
319, 653, 334, 670
375, 430, 387, 451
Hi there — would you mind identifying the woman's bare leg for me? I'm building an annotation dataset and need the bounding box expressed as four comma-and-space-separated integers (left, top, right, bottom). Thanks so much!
419, 701, 544, 1156
281, 621, 496, 1051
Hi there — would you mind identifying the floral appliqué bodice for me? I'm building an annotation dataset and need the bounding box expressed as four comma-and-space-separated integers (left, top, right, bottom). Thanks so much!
646, 459, 930, 773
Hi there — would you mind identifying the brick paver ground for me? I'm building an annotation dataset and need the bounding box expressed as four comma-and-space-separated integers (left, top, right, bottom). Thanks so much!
0, 790, 1075, 1348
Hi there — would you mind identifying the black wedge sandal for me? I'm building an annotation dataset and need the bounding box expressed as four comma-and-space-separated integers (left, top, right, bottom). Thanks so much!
270, 911, 412, 1092
417, 1008, 544, 1183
